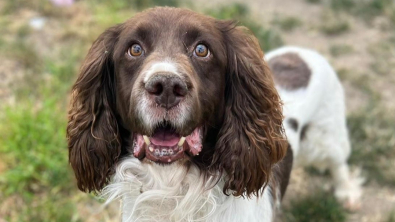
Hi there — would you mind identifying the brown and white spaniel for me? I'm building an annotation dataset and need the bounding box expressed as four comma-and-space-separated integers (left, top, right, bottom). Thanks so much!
266, 46, 363, 210
67, 7, 292, 222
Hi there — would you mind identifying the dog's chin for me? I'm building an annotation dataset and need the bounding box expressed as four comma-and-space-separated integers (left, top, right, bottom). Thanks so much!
132, 122, 203, 164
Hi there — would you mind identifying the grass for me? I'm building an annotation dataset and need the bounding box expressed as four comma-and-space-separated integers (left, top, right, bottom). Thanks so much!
329, 0, 395, 25
206, 3, 283, 51
305, 0, 321, 3
388, 212, 395, 222
320, 21, 349, 35
133, 0, 180, 9
348, 106, 395, 187
304, 166, 331, 177
336, 55, 395, 188
272, 16, 303, 32
336, 68, 351, 81
319, 11, 350, 35
330, 44, 354, 56
0, 101, 69, 195
91, 0, 180, 10
308, 0, 395, 33
0, 2, 89, 221
87, 0, 180, 26
341, 60, 395, 187
368, 36, 395, 76
335, 69, 374, 95
88, 0, 180, 27
0, 32, 89, 221
330, 0, 355, 12
283, 191, 347, 222
332, 65, 395, 188
0, 34, 42, 73
0, 97, 76, 221
2, 0, 67, 18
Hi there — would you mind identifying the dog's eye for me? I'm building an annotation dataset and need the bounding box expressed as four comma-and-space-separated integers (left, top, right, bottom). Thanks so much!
128, 44, 143, 57
194, 44, 209, 57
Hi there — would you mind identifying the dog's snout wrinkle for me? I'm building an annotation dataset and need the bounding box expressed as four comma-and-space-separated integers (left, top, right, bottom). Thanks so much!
145, 73, 188, 110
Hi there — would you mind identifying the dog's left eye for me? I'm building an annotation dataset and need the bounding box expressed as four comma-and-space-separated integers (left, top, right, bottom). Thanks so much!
194, 44, 209, 57
128, 44, 144, 57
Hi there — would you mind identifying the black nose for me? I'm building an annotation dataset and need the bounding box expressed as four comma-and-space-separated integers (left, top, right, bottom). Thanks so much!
145, 74, 188, 110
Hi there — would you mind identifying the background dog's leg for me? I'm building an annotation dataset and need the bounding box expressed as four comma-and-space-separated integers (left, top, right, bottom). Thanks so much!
331, 161, 364, 211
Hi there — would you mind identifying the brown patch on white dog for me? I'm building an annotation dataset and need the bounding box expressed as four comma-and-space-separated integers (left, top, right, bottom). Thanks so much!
268, 53, 311, 90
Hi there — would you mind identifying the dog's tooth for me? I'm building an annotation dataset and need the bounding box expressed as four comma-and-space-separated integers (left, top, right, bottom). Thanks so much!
168, 149, 174, 155
149, 146, 154, 152
155, 149, 160, 155
178, 137, 186, 147
143, 135, 150, 145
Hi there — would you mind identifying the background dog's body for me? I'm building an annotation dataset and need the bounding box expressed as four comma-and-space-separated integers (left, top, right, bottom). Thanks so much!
266, 46, 363, 209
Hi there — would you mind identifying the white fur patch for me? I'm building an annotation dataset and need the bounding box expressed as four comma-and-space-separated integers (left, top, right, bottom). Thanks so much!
132, 59, 192, 132
133, 92, 191, 132
143, 61, 180, 83
101, 158, 275, 222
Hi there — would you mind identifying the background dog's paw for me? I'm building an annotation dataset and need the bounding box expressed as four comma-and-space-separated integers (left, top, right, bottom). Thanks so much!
334, 168, 365, 211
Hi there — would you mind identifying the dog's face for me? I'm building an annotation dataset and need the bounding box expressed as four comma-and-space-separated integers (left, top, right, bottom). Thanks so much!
112, 10, 228, 163
67, 7, 286, 197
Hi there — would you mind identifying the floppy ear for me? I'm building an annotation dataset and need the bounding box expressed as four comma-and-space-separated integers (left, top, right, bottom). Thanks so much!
67, 25, 123, 193
213, 23, 287, 197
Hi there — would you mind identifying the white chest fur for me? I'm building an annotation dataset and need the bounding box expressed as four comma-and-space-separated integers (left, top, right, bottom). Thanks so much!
101, 157, 274, 222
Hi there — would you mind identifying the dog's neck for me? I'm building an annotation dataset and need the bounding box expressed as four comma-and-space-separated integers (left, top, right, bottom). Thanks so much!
102, 157, 275, 222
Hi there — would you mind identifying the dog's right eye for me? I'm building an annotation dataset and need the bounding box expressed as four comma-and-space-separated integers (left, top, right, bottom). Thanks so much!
128, 44, 144, 57
194, 44, 209, 57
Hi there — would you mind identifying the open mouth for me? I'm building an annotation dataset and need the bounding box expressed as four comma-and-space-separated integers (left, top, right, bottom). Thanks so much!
133, 122, 202, 163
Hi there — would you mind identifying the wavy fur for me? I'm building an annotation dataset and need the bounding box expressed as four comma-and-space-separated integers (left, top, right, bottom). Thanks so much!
67, 25, 124, 192
102, 158, 274, 222
212, 24, 287, 197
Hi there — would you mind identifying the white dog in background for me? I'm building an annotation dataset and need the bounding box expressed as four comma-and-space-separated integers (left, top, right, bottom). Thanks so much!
265, 46, 363, 209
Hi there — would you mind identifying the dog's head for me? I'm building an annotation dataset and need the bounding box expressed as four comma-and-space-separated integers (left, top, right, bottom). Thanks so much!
67, 7, 286, 197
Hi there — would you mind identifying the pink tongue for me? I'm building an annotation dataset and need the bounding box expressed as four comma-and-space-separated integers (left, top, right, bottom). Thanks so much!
150, 128, 180, 146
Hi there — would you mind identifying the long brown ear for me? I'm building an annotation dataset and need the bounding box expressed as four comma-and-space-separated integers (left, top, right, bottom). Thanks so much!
213, 23, 287, 197
67, 25, 122, 193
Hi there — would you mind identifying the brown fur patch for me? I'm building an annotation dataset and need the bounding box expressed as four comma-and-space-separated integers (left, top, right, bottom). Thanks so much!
278, 145, 293, 199
268, 53, 311, 90
300, 123, 310, 141
287, 118, 299, 131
